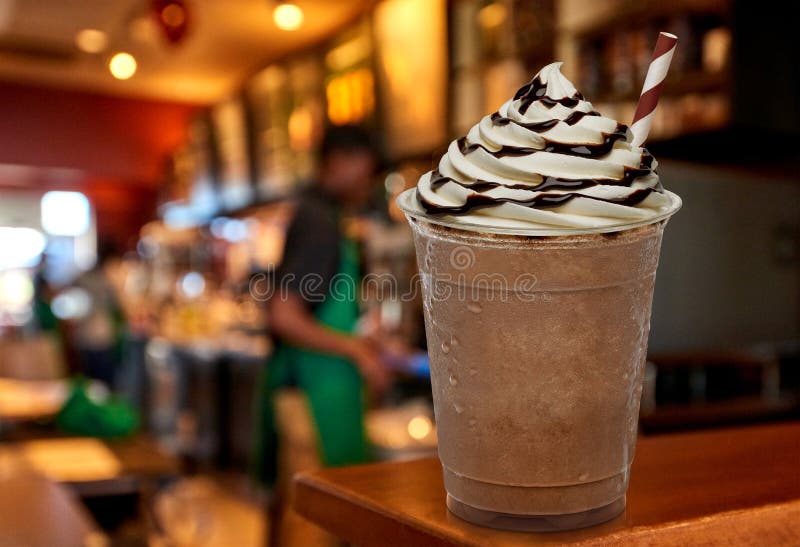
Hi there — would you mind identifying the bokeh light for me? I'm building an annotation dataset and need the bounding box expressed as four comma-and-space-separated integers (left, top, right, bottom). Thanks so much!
109, 52, 138, 80
75, 29, 108, 53
407, 415, 433, 440
273, 3, 304, 31
41, 191, 90, 236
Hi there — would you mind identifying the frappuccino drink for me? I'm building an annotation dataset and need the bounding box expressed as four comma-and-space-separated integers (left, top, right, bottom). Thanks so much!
398, 62, 681, 531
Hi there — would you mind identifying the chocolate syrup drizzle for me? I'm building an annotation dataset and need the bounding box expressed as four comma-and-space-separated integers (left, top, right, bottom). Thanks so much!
421, 157, 659, 216
458, 121, 627, 158
431, 154, 657, 194
490, 109, 600, 132
417, 185, 654, 216
420, 73, 662, 217
513, 74, 585, 114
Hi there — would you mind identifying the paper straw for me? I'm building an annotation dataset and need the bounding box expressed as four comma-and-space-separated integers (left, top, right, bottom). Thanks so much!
630, 32, 678, 147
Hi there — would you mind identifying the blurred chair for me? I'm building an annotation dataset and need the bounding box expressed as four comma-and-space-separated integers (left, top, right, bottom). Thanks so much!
0, 334, 66, 380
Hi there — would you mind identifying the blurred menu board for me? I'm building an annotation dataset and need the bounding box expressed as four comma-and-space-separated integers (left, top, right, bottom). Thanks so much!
565, 6, 732, 140
186, 111, 217, 212
450, 0, 555, 135
162, 111, 217, 214
288, 56, 326, 181
211, 97, 253, 210
374, 0, 448, 160
248, 54, 325, 198
324, 18, 375, 128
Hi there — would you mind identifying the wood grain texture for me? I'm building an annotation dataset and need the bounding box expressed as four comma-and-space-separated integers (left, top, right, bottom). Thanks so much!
0, 466, 99, 547
294, 421, 800, 546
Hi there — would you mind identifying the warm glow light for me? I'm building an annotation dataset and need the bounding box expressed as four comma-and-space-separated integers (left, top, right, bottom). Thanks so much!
477, 2, 507, 28
161, 3, 187, 27
325, 36, 371, 71
273, 3, 304, 31
75, 29, 108, 53
407, 416, 432, 440
0, 270, 34, 310
109, 52, 137, 80
288, 106, 314, 151
374, 0, 447, 158
326, 68, 374, 125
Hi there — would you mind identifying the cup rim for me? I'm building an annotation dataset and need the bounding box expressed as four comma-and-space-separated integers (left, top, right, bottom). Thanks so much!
396, 187, 682, 237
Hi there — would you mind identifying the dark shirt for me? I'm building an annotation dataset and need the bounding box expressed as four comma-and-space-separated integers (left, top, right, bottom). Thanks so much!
275, 189, 341, 310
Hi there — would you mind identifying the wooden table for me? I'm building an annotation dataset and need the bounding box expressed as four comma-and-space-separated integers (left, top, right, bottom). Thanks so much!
294, 421, 800, 546
0, 435, 181, 497
0, 378, 68, 424
0, 456, 102, 546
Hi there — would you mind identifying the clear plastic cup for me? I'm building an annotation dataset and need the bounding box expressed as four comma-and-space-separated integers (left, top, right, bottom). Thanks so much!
398, 188, 681, 531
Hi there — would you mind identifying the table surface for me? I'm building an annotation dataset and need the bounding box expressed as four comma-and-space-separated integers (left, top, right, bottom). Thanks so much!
0, 434, 181, 503
0, 378, 68, 422
294, 421, 800, 546
0, 457, 101, 546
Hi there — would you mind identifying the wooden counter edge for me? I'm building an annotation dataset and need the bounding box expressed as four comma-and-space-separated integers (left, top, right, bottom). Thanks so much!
294, 470, 800, 547
581, 499, 800, 547
294, 469, 460, 547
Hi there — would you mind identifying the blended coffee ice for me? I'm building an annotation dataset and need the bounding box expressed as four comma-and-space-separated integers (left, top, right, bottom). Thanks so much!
397, 62, 681, 531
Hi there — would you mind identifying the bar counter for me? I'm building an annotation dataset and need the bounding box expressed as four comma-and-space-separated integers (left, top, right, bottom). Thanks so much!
294, 421, 800, 546
0, 454, 101, 545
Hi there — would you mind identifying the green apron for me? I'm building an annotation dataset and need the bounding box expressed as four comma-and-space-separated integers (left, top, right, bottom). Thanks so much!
253, 237, 368, 486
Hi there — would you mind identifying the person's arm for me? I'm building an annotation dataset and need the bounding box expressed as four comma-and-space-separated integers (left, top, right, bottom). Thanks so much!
268, 293, 391, 393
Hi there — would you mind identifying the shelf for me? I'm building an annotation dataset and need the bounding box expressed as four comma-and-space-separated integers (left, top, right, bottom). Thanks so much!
592, 69, 730, 105
567, 0, 731, 40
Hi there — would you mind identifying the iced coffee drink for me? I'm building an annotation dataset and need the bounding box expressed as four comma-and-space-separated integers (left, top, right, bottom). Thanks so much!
398, 63, 681, 531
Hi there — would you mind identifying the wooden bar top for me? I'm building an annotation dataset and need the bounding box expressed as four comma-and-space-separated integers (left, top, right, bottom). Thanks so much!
294, 421, 800, 546
0, 458, 101, 546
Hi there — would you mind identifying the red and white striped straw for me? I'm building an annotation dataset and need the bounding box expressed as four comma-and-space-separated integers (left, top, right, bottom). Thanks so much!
630, 32, 678, 147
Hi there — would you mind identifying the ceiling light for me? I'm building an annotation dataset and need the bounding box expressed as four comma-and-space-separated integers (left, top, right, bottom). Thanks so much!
109, 52, 137, 80
477, 2, 507, 28
273, 2, 304, 31
75, 29, 108, 53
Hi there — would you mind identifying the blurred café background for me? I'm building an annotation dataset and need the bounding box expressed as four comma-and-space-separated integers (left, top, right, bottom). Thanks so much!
0, 0, 797, 545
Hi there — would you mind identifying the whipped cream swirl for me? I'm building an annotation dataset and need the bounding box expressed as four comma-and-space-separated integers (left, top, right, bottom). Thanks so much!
414, 63, 676, 230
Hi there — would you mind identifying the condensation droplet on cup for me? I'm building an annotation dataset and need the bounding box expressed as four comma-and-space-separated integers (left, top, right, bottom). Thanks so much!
467, 302, 482, 314
451, 336, 460, 347
441, 340, 451, 354
468, 368, 478, 376
468, 418, 477, 427
454, 403, 464, 414
578, 473, 589, 481
449, 374, 458, 386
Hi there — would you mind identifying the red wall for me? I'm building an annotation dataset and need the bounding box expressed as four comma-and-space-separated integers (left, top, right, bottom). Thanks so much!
0, 80, 201, 184
0, 80, 202, 248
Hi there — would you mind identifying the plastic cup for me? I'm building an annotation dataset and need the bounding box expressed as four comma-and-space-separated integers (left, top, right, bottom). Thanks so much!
398, 188, 681, 531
